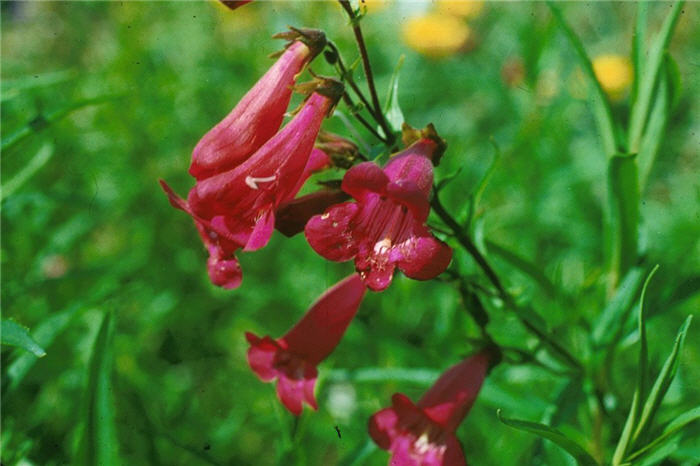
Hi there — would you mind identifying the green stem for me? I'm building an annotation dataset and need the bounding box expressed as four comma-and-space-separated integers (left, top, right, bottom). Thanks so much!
431, 192, 583, 372
338, 0, 396, 144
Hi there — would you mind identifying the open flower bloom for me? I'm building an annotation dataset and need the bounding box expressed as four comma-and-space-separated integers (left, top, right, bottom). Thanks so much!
162, 78, 343, 289
369, 353, 489, 466
246, 274, 366, 415
305, 127, 452, 291
189, 28, 326, 180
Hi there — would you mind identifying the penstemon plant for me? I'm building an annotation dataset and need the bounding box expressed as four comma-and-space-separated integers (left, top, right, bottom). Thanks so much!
154, 1, 697, 465
1, 1, 697, 466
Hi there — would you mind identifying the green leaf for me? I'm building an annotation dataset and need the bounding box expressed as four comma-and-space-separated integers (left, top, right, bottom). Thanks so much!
631, 315, 693, 446
0, 70, 77, 102
463, 139, 501, 227
630, 2, 649, 105
1, 94, 121, 153
627, 1, 684, 154
547, 1, 618, 157
627, 406, 700, 463
497, 410, 598, 466
611, 265, 658, 465
78, 311, 120, 466
637, 59, 670, 191
592, 266, 646, 347
0, 143, 55, 202
5, 279, 120, 393
485, 240, 559, 299
1, 319, 46, 357
607, 153, 640, 291
383, 54, 405, 132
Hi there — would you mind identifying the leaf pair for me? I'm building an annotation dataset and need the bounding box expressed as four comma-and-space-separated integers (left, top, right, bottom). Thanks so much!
612, 267, 694, 464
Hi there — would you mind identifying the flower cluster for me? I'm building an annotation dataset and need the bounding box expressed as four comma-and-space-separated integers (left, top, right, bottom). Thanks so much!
161, 26, 487, 466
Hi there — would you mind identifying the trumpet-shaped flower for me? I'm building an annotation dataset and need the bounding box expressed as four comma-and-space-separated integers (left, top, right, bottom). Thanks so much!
304, 130, 452, 291
246, 274, 366, 415
275, 187, 350, 237
162, 79, 343, 288
189, 29, 326, 180
369, 353, 489, 466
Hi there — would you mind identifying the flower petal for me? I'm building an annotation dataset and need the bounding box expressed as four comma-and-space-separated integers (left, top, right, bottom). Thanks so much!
245, 332, 280, 381
368, 407, 399, 450
341, 162, 389, 201
385, 179, 431, 223
442, 434, 468, 466
383, 149, 435, 197
356, 248, 397, 292
282, 274, 366, 364
418, 353, 489, 430
276, 371, 317, 416
304, 202, 360, 262
207, 254, 242, 289
275, 189, 351, 237
397, 234, 452, 281
244, 209, 276, 252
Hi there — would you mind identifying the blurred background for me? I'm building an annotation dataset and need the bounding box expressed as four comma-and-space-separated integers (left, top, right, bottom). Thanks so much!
1, 1, 698, 465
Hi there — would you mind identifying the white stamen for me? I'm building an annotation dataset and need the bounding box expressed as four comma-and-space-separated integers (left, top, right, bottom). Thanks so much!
374, 237, 392, 254
245, 175, 277, 190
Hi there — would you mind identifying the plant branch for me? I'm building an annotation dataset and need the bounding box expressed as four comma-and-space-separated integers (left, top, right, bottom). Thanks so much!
338, 0, 396, 145
341, 91, 388, 143
431, 190, 583, 372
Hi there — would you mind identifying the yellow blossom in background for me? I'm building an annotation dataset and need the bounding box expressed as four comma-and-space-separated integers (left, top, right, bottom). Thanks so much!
402, 13, 471, 59
592, 54, 633, 99
437, 0, 485, 19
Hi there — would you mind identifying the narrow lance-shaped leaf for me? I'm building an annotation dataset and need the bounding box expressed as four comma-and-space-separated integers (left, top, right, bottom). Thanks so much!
637, 55, 674, 190
383, 54, 405, 132
547, 1, 618, 157
462, 139, 501, 228
4, 279, 121, 393
627, 1, 684, 153
592, 265, 645, 347
607, 153, 639, 293
0, 143, 55, 202
630, 2, 648, 105
626, 406, 700, 463
611, 265, 658, 465
77, 311, 120, 466
497, 410, 598, 466
1, 94, 121, 152
1, 319, 46, 357
631, 315, 693, 447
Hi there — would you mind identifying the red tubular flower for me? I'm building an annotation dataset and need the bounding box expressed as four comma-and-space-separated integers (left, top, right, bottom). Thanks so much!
304, 127, 452, 291
275, 187, 351, 237
220, 0, 252, 10
189, 28, 326, 180
246, 274, 366, 415
162, 78, 344, 289
369, 353, 490, 466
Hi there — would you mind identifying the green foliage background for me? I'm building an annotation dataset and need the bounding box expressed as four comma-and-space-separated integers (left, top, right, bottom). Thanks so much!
2, 2, 698, 465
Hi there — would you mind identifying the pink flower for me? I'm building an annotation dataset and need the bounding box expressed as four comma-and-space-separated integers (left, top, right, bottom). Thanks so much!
161, 78, 344, 289
246, 274, 366, 415
369, 353, 490, 466
275, 187, 350, 237
189, 29, 326, 180
304, 130, 452, 291
220, 0, 252, 10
